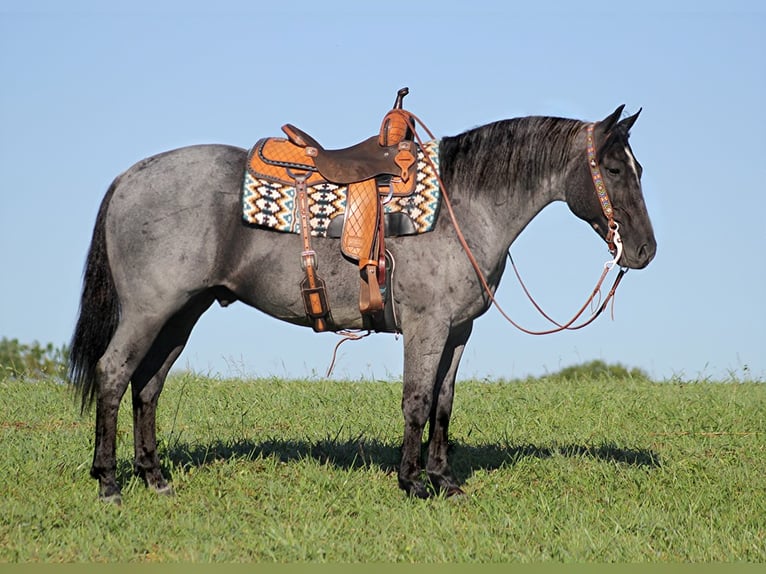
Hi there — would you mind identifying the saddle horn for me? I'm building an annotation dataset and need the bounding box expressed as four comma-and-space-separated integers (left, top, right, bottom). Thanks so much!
393, 87, 409, 109
380, 87, 413, 147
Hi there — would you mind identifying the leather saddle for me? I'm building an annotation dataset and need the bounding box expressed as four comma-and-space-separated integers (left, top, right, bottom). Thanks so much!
253, 88, 418, 332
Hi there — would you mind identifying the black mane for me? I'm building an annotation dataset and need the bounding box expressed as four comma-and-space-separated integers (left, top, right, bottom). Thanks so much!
439, 116, 584, 199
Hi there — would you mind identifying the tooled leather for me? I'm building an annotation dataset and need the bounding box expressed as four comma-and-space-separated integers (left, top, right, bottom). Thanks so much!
341, 179, 379, 265
248, 138, 324, 185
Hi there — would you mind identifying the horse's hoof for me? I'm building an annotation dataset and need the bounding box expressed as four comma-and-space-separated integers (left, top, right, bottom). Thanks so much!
406, 482, 431, 499
153, 483, 175, 497
445, 486, 466, 498
98, 480, 123, 505
99, 492, 123, 505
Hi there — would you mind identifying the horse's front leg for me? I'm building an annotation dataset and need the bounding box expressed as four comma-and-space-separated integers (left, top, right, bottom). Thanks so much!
425, 321, 473, 496
398, 320, 452, 498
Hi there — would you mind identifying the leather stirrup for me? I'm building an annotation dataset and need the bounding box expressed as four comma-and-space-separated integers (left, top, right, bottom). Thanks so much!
359, 264, 384, 314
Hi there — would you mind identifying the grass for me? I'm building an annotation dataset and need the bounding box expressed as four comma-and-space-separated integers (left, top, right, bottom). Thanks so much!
0, 372, 764, 562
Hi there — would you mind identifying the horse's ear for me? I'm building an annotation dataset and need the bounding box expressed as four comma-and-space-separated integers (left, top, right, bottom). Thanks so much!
595, 105, 626, 138
618, 107, 642, 133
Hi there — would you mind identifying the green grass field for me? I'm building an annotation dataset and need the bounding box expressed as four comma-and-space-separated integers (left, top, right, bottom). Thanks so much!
1, 372, 764, 562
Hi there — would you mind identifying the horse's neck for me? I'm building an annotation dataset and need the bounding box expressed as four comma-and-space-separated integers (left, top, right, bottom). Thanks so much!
440, 174, 566, 279
435, 119, 582, 285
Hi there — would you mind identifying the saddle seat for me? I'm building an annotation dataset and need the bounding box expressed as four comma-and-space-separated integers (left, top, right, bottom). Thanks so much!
281, 125, 415, 185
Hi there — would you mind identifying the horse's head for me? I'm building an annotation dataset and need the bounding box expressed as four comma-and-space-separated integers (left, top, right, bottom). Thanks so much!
566, 106, 657, 269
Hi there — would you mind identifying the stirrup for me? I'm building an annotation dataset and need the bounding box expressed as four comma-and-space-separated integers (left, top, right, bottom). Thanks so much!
359, 264, 383, 314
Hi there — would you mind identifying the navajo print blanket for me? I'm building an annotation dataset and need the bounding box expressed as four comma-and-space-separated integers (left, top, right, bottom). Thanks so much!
242, 140, 441, 237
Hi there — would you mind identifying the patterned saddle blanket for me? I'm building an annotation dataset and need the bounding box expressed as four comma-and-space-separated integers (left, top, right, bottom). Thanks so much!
242, 138, 441, 238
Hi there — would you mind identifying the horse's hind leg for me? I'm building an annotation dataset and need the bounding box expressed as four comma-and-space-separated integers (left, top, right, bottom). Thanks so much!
130, 293, 216, 494
91, 313, 169, 503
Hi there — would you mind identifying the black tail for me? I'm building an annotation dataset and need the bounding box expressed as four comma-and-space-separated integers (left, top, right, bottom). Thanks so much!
69, 179, 121, 413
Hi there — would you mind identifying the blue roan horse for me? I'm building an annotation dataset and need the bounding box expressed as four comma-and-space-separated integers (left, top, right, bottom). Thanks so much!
69, 104, 656, 503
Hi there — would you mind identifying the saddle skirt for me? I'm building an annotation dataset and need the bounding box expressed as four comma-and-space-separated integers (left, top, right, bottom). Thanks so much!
242, 138, 441, 238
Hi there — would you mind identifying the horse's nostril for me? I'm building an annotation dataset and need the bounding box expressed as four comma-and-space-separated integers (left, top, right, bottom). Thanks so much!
638, 242, 657, 263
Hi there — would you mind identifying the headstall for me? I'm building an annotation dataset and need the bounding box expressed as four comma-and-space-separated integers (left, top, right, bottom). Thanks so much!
326, 112, 632, 373
586, 123, 623, 266
332, 114, 630, 351
417, 116, 629, 335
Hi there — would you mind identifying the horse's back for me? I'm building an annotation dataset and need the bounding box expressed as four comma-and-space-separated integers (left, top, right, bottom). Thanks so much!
112, 144, 247, 206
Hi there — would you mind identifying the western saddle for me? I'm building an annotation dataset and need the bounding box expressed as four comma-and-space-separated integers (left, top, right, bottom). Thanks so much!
276, 87, 418, 332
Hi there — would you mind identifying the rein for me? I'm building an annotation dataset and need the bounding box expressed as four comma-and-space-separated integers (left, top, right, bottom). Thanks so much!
327, 114, 629, 375
403, 114, 628, 335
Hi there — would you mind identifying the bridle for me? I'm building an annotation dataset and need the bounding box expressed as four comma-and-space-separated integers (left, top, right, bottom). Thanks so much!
500, 123, 628, 335
586, 122, 622, 261
327, 116, 628, 377
408, 115, 628, 335
326, 116, 629, 374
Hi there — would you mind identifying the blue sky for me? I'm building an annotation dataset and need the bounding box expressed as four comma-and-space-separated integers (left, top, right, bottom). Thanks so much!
1, 0, 764, 382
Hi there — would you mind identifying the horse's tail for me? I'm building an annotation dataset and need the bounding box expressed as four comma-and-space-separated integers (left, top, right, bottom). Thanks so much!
69, 179, 121, 413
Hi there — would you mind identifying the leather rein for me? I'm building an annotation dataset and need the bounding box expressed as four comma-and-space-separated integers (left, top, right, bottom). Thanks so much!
326, 115, 627, 375
404, 114, 628, 335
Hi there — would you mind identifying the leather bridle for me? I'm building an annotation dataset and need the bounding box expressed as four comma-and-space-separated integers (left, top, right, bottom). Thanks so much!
586, 122, 622, 261
326, 115, 630, 375
327, 115, 628, 377
407, 114, 628, 335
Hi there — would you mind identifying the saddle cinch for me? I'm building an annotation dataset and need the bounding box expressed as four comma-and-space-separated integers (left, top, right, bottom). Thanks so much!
247, 87, 420, 332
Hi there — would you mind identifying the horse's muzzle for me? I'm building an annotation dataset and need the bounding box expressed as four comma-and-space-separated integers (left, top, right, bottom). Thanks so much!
626, 241, 657, 270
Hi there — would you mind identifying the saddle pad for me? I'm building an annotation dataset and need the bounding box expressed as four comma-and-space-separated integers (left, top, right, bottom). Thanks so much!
242, 139, 441, 237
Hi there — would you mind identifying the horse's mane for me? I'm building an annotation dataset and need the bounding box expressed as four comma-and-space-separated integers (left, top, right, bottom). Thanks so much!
439, 116, 585, 200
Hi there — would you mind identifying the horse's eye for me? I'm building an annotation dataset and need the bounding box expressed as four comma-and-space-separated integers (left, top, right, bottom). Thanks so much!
606, 167, 620, 176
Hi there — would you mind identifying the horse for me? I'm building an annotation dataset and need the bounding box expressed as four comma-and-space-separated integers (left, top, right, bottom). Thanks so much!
69, 104, 656, 503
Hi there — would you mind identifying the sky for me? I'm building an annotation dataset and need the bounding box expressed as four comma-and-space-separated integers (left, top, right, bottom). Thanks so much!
1, 1, 764, 383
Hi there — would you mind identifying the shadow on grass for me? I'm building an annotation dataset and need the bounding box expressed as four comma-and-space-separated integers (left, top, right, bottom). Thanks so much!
449, 442, 661, 485
154, 436, 660, 487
